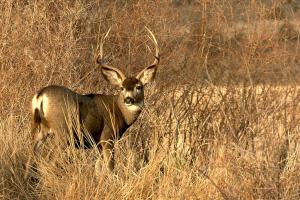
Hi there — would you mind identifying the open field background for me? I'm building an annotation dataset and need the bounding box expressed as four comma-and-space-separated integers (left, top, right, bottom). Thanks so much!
2, 0, 300, 199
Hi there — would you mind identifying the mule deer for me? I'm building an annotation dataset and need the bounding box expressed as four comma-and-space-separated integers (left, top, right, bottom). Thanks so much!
30, 27, 159, 172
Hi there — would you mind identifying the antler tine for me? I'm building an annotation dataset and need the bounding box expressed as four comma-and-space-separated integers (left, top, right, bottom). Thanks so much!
96, 27, 114, 68
145, 26, 160, 67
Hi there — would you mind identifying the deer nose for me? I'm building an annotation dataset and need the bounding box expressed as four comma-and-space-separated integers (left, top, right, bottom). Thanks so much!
124, 97, 135, 104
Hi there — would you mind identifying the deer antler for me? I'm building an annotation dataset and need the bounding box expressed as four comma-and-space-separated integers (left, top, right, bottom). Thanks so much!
96, 27, 114, 69
145, 26, 160, 67
97, 27, 159, 69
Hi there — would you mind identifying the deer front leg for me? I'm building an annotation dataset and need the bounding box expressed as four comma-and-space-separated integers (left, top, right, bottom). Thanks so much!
101, 140, 115, 171
95, 125, 115, 176
95, 142, 114, 177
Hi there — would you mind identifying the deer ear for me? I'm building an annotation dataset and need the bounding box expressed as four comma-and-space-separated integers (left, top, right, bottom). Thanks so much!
136, 65, 157, 85
101, 66, 125, 86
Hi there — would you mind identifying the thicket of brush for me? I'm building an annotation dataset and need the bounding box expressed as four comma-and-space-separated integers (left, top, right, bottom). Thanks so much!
1, 0, 300, 199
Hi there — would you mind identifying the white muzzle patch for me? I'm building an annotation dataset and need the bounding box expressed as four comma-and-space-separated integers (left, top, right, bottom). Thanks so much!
126, 101, 144, 112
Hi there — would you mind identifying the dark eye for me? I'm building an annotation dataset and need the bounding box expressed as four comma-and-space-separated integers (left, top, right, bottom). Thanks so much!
120, 86, 124, 91
136, 85, 142, 90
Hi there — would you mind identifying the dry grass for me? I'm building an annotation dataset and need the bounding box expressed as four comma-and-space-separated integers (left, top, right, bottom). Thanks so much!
1, 0, 300, 199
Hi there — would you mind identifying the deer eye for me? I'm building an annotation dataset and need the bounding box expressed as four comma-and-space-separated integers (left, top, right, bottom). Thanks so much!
136, 85, 142, 90
120, 86, 124, 91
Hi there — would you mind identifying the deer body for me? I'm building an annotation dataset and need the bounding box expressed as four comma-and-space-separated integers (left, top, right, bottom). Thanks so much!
32, 85, 138, 144
29, 27, 159, 172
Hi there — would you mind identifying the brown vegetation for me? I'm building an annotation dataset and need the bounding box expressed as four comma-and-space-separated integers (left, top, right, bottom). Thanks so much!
1, 0, 300, 199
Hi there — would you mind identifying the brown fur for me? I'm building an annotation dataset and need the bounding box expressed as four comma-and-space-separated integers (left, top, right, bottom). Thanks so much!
29, 27, 159, 174
31, 73, 157, 172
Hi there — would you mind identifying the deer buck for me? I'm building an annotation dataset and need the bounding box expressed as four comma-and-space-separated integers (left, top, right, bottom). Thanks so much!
29, 27, 159, 173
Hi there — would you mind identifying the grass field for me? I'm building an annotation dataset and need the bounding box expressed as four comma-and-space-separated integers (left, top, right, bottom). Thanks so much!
1, 0, 300, 199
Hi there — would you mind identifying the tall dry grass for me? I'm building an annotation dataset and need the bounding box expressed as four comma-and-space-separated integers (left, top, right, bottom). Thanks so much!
1, 0, 300, 199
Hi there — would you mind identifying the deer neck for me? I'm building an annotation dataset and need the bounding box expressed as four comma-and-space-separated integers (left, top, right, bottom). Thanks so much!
117, 95, 143, 125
